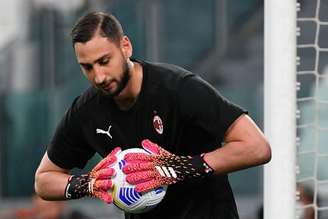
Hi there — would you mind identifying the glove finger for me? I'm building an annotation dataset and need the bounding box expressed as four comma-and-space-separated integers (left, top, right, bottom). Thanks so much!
122, 162, 154, 174
141, 139, 161, 155
141, 139, 171, 156
124, 153, 154, 162
125, 170, 157, 184
91, 168, 115, 179
94, 179, 113, 190
93, 147, 121, 171
93, 190, 113, 204
134, 180, 164, 193
109, 147, 122, 157
93, 156, 116, 172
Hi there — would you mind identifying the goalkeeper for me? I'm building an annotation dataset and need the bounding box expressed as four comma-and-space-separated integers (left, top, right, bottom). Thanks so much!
34, 12, 271, 219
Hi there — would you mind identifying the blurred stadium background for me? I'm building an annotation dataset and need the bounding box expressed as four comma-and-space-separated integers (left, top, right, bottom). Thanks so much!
1, 0, 324, 218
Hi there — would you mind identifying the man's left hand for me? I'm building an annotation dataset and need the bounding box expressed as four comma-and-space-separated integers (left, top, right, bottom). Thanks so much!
122, 139, 213, 192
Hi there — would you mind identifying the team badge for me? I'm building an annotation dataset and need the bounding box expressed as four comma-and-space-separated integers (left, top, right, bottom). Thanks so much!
153, 115, 164, 135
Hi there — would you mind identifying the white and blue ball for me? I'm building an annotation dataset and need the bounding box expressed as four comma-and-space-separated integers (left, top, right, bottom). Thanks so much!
110, 148, 167, 213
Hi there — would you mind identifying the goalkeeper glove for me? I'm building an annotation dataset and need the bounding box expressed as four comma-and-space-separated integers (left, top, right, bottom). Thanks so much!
122, 139, 214, 192
64, 147, 121, 203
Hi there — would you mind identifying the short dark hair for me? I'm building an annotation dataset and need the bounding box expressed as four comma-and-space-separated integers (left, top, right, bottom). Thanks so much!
71, 12, 124, 46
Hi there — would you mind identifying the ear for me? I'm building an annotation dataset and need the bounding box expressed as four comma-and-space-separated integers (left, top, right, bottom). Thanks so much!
120, 36, 133, 58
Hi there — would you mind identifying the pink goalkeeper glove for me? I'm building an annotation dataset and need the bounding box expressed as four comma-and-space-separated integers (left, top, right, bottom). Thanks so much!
64, 147, 121, 203
122, 140, 214, 193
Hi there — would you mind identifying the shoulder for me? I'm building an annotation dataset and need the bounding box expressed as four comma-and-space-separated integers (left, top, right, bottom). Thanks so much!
142, 60, 195, 91
144, 62, 193, 78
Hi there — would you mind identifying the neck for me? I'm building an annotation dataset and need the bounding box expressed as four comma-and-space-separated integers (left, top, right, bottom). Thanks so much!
114, 60, 143, 110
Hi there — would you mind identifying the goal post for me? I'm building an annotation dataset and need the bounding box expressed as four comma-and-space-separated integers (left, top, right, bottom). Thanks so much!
264, 0, 297, 218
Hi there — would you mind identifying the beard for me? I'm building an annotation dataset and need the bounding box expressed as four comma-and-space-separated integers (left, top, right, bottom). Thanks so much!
101, 60, 131, 97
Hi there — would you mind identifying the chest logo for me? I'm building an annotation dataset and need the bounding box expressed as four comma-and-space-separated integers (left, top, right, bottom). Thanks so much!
153, 115, 164, 135
96, 125, 113, 139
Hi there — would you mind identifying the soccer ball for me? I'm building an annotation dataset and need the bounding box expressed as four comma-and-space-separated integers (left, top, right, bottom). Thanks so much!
110, 148, 167, 213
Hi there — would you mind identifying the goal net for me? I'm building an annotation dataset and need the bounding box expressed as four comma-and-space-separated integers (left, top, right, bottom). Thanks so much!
264, 0, 328, 218
296, 0, 328, 218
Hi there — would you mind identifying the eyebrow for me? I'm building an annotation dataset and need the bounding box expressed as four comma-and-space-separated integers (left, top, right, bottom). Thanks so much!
79, 53, 111, 66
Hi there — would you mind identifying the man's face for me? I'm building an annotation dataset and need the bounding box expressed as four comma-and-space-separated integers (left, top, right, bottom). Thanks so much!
74, 34, 132, 97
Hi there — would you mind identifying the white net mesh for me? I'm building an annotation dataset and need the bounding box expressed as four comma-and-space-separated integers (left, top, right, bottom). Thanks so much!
296, 0, 328, 218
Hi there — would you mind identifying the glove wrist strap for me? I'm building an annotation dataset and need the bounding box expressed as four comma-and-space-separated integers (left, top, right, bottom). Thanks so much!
190, 154, 214, 177
200, 153, 215, 174
64, 174, 90, 199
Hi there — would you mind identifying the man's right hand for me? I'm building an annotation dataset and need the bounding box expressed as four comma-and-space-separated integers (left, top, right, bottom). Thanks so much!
64, 147, 121, 203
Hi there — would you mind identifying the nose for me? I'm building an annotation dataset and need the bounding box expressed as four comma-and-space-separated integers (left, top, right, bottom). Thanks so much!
94, 66, 106, 85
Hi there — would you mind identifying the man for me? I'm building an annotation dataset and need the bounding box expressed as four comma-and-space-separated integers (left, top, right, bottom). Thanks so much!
35, 11, 271, 219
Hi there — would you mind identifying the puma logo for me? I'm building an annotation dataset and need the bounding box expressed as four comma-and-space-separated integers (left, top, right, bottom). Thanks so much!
96, 125, 112, 139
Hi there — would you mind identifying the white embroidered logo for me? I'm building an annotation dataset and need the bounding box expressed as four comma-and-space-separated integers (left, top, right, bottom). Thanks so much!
96, 125, 112, 139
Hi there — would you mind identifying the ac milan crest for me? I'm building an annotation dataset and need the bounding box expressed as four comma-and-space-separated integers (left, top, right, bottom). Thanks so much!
153, 115, 164, 134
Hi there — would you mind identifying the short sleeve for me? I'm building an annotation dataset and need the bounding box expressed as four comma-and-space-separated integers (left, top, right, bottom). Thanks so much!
178, 75, 247, 142
47, 100, 95, 169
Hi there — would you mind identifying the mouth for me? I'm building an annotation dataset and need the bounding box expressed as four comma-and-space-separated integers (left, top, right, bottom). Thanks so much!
101, 81, 115, 92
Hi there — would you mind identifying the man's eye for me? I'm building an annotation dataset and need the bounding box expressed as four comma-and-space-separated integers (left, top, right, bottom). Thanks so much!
82, 65, 92, 71
99, 59, 109, 65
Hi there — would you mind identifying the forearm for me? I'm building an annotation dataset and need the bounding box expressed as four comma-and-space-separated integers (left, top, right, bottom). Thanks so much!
204, 140, 271, 175
34, 170, 70, 201
35, 148, 120, 203
202, 114, 271, 175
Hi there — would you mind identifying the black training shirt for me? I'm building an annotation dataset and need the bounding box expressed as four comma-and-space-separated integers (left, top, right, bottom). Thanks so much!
48, 60, 246, 219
